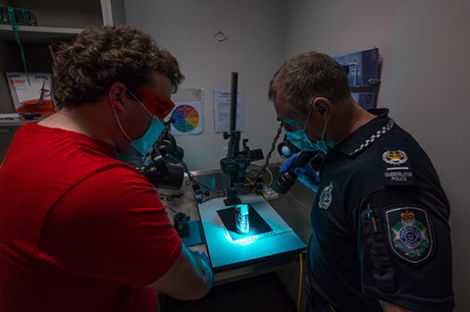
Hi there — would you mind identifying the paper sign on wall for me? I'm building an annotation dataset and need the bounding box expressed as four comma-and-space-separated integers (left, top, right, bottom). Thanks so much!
213, 88, 245, 133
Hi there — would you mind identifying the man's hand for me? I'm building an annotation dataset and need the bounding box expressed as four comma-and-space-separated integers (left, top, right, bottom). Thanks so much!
191, 250, 210, 267
295, 167, 319, 192
147, 245, 213, 300
280, 153, 299, 174
280, 153, 319, 191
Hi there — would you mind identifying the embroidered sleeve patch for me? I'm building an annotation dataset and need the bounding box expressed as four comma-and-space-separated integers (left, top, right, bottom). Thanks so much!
385, 207, 433, 263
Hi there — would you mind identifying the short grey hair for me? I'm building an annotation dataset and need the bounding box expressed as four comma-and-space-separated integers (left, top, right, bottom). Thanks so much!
269, 51, 351, 116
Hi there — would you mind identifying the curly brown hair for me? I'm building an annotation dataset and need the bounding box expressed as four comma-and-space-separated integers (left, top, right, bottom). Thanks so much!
52, 26, 184, 108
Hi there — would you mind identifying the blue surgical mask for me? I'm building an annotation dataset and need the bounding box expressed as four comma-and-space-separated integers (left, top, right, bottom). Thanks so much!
113, 89, 166, 157
131, 117, 165, 156
285, 130, 317, 151
285, 130, 335, 153
285, 108, 335, 153
311, 137, 335, 154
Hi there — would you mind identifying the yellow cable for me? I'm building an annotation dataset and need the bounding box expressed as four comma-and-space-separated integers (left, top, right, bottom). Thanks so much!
244, 176, 255, 186
297, 252, 303, 312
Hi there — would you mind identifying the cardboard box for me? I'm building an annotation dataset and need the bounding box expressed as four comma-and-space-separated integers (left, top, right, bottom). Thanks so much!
6, 72, 56, 116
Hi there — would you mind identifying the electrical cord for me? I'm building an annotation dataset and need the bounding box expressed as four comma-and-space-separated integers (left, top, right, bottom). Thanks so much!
157, 192, 183, 213
159, 199, 178, 214
198, 194, 220, 204
179, 124, 282, 200
166, 206, 178, 214
253, 124, 283, 183
248, 163, 274, 186
180, 160, 218, 193
297, 252, 304, 312
158, 192, 183, 201
180, 159, 231, 204
7, 7, 30, 85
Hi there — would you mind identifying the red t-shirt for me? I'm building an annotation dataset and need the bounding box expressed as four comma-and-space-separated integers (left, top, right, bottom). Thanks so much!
0, 122, 182, 311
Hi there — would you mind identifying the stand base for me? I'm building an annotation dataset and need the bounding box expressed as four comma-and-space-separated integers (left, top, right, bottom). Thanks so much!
217, 204, 272, 241
224, 197, 241, 206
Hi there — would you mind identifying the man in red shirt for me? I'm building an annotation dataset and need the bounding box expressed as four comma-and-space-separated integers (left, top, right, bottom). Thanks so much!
0, 26, 213, 311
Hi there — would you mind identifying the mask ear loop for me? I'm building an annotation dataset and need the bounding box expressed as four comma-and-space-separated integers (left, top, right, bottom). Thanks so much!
111, 104, 133, 142
320, 118, 328, 141
126, 88, 165, 163
303, 106, 314, 132
309, 98, 329, 141
126, 89, 155, 119
308, 99, 330, 153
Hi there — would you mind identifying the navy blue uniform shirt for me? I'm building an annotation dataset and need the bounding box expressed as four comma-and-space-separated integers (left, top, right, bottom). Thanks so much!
307, 108, 454, 312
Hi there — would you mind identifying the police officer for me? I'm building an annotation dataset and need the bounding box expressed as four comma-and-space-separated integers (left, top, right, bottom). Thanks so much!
269, 51, 454, 312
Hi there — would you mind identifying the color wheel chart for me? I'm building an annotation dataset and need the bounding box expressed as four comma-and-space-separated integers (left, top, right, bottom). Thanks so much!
170, 102, 204, 135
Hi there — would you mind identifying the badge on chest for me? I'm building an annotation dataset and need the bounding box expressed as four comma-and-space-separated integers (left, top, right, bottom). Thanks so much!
382, 150, 415, 186
318, 182, 334, 210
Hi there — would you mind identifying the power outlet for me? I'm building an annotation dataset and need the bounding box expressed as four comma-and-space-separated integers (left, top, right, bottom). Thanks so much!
262, 186, 279, 201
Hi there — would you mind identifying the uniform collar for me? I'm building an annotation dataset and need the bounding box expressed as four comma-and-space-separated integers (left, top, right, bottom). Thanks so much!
334, 108, 395, 157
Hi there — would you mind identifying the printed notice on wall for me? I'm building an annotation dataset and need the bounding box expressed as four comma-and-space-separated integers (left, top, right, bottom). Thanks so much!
213, 88, 245, 133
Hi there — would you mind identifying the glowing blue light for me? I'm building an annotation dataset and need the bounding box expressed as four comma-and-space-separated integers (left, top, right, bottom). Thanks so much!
223, 228, 259, 246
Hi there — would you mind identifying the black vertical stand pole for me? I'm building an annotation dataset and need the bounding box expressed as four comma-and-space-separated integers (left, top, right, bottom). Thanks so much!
230, 72, 238, 132
224, 72, 241, 206
228, 72, 239, 159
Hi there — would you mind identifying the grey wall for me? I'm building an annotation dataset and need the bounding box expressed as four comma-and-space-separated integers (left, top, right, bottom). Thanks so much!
285, 0, 470, 310
125, 0, 470, 308
125, 0, 285, 171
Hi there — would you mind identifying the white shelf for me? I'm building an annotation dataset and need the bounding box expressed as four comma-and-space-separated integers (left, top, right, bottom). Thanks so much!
0, 24, 82, 43
0, 119, 36, 127
12, 0, 102, 13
